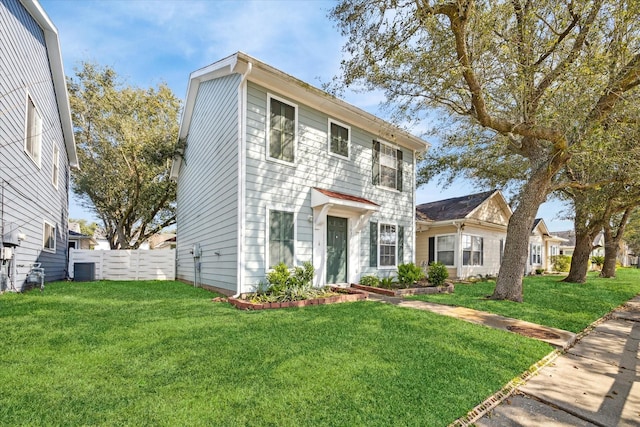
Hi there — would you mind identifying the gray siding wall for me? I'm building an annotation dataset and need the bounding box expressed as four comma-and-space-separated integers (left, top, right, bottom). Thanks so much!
0, 0, 71, 289
175, 75, 240, 293
243, 82, 416, 289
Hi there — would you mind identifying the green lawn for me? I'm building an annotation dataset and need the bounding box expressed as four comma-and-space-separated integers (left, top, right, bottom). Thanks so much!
409, 268, 640, 333
0, 280, 550, 426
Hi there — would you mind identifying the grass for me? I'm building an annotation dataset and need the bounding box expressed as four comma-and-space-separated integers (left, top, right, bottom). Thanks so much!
409, 268, 640, 333
0, 280, 551, 426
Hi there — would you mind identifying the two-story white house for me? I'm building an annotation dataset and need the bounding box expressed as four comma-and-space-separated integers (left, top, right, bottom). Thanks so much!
0, 0, 78, 291
170, 52, 429, 296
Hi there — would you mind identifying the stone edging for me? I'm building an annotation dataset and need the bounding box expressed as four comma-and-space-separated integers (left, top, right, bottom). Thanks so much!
351, 283, 454, 296
228, 286, 368, 310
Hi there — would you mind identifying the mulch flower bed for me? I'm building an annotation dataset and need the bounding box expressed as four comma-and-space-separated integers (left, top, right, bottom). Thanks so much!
226, 286, 368, 310
351, 282, 454, 297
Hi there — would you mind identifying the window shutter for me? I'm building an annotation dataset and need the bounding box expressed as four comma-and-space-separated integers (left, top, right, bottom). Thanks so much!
369, 221, 378, 267
396, 149, 403, 192
428, 237, 435, 264
372, 140, 380, 185
398, 225, 404, 264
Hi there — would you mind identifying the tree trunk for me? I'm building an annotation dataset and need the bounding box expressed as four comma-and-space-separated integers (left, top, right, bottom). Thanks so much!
600, 207, 633, 278
563, 229, 594, 283
492, 164, 555, 302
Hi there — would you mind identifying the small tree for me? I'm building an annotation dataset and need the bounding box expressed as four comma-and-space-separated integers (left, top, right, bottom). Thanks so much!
428, 262, 449, 287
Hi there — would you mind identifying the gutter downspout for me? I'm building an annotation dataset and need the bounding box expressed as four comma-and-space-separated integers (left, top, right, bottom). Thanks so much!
233, 61, 253, 298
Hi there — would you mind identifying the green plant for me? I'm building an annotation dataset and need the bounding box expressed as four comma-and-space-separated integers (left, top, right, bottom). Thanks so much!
550, 255, 571, 272
591, 255, 605, 267
397, 263, 425, 287
535, 268, 545, 275
428, 262, 449, 287
359, 275, 380, 287
379, 276, 395, 289
258, 261, 321, 302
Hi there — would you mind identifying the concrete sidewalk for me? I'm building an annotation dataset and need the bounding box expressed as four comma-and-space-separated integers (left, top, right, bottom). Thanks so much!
477, 295, 640, 427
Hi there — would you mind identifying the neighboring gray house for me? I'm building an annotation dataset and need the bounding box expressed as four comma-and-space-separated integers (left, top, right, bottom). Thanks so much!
0, 0, 78, 291
170, 52, 429, 295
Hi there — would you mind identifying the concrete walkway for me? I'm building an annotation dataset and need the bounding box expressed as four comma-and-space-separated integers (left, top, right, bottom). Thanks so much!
367, 292, 640, 426
366, 293, 576, 349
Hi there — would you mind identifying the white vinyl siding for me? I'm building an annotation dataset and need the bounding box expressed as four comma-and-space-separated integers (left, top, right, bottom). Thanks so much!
25, 94, 42, 167
379, 223, 397, 267
267, 95, 297, 163
328, 119, 349, 159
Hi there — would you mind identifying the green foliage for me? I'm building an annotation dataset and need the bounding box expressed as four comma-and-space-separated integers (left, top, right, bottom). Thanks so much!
69, 218, 99, 237
359, 275, 380, 287
428, 262, 449, 287
591, 256, 605, 267
68, 61, 181, 249
379, 276, 395, 289
397, 262, 426, 287
257, 262, 324, 302
551, 255, 571, 272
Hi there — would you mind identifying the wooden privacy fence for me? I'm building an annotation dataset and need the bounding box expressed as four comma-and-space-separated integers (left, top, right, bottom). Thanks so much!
68, 249, 176, 281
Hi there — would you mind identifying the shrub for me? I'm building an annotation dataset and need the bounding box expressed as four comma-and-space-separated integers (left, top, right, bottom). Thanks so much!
535, 268, 545, 275
428, 262, 449, 287
550, 255, 571, 272
379, 276, 395, 289
359, 275, 380, 287
257, 261, 327, 302
397, 262, 425, 287
591, 256, 605, 268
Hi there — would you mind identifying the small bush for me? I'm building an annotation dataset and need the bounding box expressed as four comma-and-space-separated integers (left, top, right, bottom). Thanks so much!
550, 255, 571, 272
535, 268, 545, 275
379, 276, 395, 289
591, 256, 605, 268
256, 261, 328, 302
428, 262, 449, 287
359, 275, 380, 287
397, 263, 426, 287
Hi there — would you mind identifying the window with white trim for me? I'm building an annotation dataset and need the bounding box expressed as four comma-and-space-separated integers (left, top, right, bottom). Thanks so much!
379, 223, 397, 267
329, 119, 349, 158
379, 143, 397, 189
436, 235, 455, 266
531, 244, 542, 264
462, 235, 483, 266
43, 221, 56, 252
25, 95, 42, 166
52, 145, 59, 188
268, 210, 294, 268
267, 96, 296, 163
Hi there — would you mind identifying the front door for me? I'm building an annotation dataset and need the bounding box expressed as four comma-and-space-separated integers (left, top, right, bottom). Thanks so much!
327, 216, 348, 284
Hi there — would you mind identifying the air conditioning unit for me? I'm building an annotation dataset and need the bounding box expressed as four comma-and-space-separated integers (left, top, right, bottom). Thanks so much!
2, 222, 20, 247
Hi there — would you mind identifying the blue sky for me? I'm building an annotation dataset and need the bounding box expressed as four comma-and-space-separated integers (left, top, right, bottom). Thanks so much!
41, 0, 572, 231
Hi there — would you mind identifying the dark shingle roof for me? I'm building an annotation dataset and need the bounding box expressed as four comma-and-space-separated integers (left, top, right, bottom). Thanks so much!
554, 230, 576, 246
416, 190, 496, 221
532, 218, 542, 232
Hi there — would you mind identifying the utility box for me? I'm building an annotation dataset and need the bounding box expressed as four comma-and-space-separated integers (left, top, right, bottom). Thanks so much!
74, 262, 96, 281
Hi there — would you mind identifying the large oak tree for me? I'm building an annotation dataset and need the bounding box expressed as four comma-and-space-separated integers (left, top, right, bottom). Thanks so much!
68, 62, 181, 249
330, 0, 640, 301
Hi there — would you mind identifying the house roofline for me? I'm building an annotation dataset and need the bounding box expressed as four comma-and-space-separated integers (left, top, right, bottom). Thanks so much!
20, 0, 78, 169
171, 52, 430, 179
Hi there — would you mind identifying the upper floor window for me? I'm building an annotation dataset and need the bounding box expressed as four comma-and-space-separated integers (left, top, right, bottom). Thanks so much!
43, 221, 56, 252
25, 95, 42, 167
268, 209, 295, 269
52, 145, 59, 188
372, 141, 403, 191
329, 119, 349, 159
462, 235, 483, 266
267, 95, 296, 163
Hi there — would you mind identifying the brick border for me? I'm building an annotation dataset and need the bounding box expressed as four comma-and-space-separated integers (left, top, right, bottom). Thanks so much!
227, 287, 368, 310
351, 283, 454, 296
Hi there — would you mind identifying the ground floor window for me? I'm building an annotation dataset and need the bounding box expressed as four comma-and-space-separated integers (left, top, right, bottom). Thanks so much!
531, 243, 542, 265
462, 235, 483, 266
269, 210, 294, 268
379, 223, 397, 267
436, 235, 455, 266
43, 221, 56, 252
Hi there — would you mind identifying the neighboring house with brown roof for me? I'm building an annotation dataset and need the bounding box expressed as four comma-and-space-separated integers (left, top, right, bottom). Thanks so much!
170, 52, 429, 295
416, 190, 511, 279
